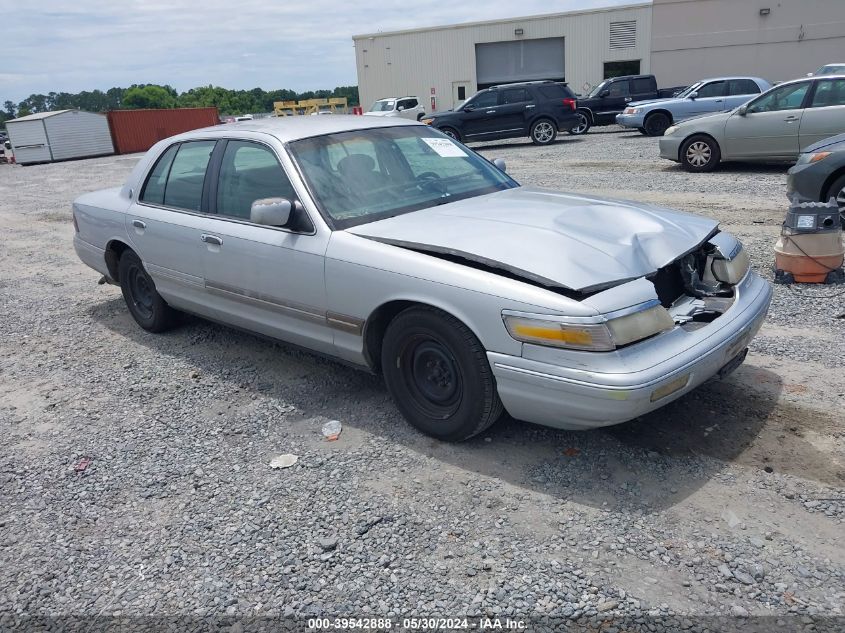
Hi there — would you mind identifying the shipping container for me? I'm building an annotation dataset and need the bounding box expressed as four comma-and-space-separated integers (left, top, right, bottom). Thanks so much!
6, 110, 114, 165
107, 107, 220, 154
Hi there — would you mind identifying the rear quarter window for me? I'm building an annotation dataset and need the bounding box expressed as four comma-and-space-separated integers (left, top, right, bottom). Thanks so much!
537, 84, 575, 99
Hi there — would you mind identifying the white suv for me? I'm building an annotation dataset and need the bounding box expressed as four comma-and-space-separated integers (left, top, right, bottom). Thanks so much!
364, 96, 426, 120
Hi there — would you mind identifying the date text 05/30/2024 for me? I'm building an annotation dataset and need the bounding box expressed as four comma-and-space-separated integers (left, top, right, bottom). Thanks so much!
308, 617, 527, 630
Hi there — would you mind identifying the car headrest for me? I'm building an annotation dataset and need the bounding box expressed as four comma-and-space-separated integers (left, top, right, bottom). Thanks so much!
337, 154, 375, 175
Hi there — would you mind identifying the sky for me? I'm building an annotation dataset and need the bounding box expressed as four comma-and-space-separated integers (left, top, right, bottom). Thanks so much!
3, 0, 638, 104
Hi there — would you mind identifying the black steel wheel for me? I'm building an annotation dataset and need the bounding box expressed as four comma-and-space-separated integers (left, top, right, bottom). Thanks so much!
825, 173, 845, 228
644, 112, 671, 136
118, 250, 177, 332
381, 306, 503, 441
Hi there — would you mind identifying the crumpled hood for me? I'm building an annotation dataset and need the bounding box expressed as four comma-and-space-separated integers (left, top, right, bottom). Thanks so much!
348, 187, 718, 293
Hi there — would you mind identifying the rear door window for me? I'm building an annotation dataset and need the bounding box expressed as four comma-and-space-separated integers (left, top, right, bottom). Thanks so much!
501, 88, 532, 104
728, 79, 761, 95
162, 141, 216, 211
140, 144, 179, 205
810, 79, 845, 108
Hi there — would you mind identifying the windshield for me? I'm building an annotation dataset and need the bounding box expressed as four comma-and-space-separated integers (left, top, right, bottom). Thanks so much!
370, 100, 395, 112
288, 126, 518, 229
675, 81, 704, 98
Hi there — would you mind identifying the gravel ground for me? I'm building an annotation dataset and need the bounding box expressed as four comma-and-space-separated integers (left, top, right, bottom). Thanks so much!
1, 128, 844, 632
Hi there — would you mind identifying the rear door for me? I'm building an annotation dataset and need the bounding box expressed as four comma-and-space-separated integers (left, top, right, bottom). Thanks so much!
799, 78, 845, 150
197, 139, 334, 353
725, 78, 764, 109
127, 140, 215, 312
495, 87, 535, 136
723, 81, 812, 159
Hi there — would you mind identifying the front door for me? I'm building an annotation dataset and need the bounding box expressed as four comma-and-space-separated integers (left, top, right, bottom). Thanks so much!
127, 140, 215, 313
459, 90, 502, 140
687, 80, 728, 117
723, 81, 812, 160
198, 139, 334, 354
594, 79, 630, 125
799, 78, 845, 150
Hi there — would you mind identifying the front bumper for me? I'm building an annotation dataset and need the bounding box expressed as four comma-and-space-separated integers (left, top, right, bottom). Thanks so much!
659, 135, 684, 162
786, 159, 828, 202
489, 271, 772, 430
616, 113, 645, 128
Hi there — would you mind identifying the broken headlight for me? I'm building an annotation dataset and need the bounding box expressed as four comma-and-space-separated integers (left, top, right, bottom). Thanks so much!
503, 303, 674, 352
711, 246, 750, 285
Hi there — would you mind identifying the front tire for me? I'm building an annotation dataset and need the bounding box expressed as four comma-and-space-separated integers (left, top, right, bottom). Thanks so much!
643, 112, 671, 136
825, 173, 845, 227
568, 111, 591, 135
118, 250, 177, 332
440, 127, 460, 141
381, 306, 503, 442
530, 119, 557, 145
680, 134, 721, 172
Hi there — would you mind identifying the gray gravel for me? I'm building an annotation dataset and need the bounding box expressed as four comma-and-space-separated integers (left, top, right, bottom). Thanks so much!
1, 129, 844, 630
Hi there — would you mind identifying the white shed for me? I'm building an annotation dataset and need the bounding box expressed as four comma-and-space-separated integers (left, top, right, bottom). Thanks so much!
6, 110, 114, 165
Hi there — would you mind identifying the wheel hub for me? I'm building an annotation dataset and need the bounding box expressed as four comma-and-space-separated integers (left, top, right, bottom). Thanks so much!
687, 142, 711, 166
412, 343, 458, 404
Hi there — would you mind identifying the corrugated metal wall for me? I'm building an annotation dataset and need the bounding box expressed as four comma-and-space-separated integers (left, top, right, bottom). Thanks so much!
107, 108, 220, 154
5, 120, 51, 164
44, 111, 114, 161
354, 4, 652, 112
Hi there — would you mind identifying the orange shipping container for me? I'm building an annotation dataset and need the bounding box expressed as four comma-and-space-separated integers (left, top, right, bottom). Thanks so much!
107, 107, 220, 154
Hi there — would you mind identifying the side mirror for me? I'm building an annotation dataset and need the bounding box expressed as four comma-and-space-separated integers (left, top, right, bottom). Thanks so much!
463, 104, 475, 112
397, 106, 405, 111
599, 90, 610, 98
806, 72, 814, 77
737, 105, 748, 116
688, 92, 698, 100
250, 197, 291, 227
492, 158, 507, 173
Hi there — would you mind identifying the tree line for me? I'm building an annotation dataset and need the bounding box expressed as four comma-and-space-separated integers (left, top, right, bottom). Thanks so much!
0, 84, 360, 126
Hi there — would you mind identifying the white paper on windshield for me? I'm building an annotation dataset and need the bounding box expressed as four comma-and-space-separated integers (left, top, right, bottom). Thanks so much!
422, 137, 467, 157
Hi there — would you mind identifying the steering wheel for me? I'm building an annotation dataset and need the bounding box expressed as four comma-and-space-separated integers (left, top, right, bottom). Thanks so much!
414, 171, 447, 194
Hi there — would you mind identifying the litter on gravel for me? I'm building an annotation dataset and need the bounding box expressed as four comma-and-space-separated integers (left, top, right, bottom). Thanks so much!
269, 454, 298, 469
322, 419, 342, 441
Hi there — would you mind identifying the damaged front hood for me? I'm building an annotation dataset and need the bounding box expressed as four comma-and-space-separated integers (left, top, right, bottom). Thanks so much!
348, 187, 718, 293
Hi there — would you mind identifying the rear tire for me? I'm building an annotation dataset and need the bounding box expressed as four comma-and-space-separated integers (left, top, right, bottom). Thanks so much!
118, 250, 177, 332
568, 111, 591, 135
530, 118, 557, 145
440, 127, 460, 141
381, 306, 503, 442
644, 112, 671, 136
680, 134, 721, 172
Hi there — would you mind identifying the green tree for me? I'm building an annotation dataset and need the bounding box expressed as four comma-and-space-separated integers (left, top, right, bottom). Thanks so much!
3, 101, 15, 118
123, 85, 177, 109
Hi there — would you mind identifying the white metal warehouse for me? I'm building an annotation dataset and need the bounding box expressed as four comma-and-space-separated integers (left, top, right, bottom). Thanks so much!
6, 110, 114, 165
353, 3, 652, 113
353, 0, 845, 114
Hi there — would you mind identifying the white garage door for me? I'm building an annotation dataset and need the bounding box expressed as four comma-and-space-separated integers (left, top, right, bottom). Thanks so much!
475, 37, 565, 88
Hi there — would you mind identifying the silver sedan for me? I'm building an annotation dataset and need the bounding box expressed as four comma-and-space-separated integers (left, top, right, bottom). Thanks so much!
73, 116, 771, 441
660, 75, 845, 171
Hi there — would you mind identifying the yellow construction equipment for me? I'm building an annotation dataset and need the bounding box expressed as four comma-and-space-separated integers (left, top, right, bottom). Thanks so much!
273, 97, 348, 116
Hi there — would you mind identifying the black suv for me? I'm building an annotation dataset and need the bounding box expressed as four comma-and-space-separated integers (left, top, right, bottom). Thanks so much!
421, 81, 579, 145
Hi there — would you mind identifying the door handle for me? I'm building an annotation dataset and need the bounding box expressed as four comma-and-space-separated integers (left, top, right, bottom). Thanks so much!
201, 234, 223, 246
525, 104, 535, 109
784, 116, 799, 122
624, 97, 632, 102
714, 99, 723, 103
132, 219, 146, 229
485, 110, 496, 114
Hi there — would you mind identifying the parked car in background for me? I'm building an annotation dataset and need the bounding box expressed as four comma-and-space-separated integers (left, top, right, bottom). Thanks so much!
365, 97, 426, 121
569, 74, 686, 135
421, 81, 579, 145
70, 116, 770, 441
616, 77, 771, 136
659, 75, 845, 172
787, 132, 845, 217
808, 63, 845, 77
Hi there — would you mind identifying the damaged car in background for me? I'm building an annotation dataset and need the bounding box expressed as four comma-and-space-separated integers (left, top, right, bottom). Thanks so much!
71, 116, 772, 441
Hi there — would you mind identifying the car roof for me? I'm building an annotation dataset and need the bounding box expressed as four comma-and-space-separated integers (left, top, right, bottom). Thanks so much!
778, 73, 845, 85
693, 76, 767, 82
178, 115, 420, 144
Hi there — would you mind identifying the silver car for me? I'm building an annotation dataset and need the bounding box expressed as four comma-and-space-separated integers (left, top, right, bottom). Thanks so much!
660, 75, 845, 171
73, 116, 771, 441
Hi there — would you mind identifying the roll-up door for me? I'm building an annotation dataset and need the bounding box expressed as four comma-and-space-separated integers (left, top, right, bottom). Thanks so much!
475, 37, 565, 89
